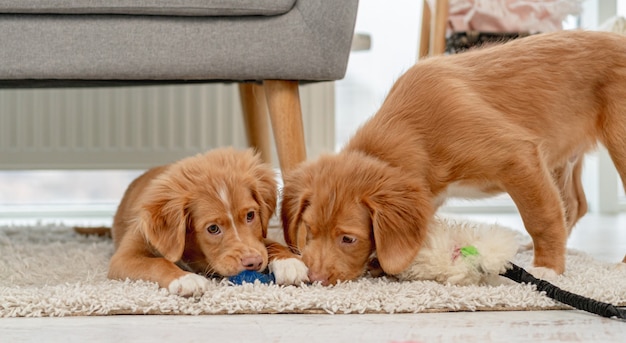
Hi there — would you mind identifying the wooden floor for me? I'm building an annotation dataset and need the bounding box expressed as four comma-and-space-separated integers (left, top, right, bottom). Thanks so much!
1, 212, 625, 342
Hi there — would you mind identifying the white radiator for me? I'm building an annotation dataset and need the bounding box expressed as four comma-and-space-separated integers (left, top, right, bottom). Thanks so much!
0, 82, 335, 170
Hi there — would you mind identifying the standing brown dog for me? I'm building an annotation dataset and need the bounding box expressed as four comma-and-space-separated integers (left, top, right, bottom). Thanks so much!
281, 30, 626, 285
109, 148, 308, 296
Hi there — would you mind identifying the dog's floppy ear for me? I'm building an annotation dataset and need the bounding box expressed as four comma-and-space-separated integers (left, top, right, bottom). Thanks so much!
280, 169, 312, 253
362, 169, 433, 275
249, 156, 278, 238
138, 175, 189, 263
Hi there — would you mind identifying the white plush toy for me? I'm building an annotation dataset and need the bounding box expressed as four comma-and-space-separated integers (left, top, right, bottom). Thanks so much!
395, 217, 521, 286
393, 217, 626, 320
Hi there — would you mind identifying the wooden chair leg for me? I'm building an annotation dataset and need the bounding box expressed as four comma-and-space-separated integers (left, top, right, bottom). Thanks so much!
431, 0, 449, 55
263, 80, 307, 174
238, 82, 272, 164
419, 0, 431, 60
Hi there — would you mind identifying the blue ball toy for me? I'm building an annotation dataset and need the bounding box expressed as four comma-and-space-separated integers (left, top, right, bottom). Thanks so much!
228, 270, 275, 285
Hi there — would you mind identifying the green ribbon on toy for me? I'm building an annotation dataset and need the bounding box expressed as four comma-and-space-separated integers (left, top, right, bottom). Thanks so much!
452, 245, 479, 261
460, 245, 479, 258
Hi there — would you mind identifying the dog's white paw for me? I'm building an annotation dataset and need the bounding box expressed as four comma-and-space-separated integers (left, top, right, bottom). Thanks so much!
168, 273, 211, 296
526, 266, 559, 282
269, 258, 309, 285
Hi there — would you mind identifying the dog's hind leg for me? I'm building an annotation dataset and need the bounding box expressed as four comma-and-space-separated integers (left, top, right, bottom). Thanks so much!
571, 158, 588, 225
500, 144, 568, 274
599, 84, 626, 201
552, 157, 587, 237
593, 77, 626, 265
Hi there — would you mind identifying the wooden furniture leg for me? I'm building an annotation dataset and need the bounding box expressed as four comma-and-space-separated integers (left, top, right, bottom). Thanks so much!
431, 0, 449, 55
419, 0, 431, 60
239, 82, 272, 164
263, 80, 307, 174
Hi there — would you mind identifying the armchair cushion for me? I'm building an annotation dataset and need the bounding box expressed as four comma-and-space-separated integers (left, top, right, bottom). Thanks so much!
0, 0, 296, 16
0, 0, 358, 84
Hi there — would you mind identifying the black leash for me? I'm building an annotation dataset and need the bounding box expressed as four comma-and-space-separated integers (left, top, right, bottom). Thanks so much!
500, 263, 626, 320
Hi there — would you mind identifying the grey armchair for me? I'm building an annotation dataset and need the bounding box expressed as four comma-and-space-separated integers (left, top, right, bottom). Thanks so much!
0, 0, 359, 173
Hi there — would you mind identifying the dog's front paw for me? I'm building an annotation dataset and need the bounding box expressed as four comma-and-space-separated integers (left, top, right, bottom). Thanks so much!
526, 266, 559, 281
269, 258, 309, 285
168, 273, 211, 296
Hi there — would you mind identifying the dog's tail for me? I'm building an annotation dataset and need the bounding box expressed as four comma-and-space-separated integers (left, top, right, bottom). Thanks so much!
501, 263, 626, 320
73, 226, 112, 237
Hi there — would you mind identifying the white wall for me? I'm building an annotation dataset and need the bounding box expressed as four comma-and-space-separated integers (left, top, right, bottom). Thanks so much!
335, 0, 421, 150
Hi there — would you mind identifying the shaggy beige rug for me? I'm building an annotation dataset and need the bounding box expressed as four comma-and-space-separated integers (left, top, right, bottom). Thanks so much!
1, 221, 625, 317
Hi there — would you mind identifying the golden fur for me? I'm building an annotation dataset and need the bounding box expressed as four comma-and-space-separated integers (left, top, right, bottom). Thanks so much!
281, 30, 626, 285
109, 148, 304, 296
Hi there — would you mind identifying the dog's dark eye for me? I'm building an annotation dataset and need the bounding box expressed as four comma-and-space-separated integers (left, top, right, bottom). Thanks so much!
246, 211, 255, 223
206, 224, 221, 235
341, 236, 357, 244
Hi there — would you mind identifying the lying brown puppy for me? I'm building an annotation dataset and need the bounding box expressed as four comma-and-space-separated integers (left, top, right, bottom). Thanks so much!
281, 30, 626, 285
109, 148, 308, 295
